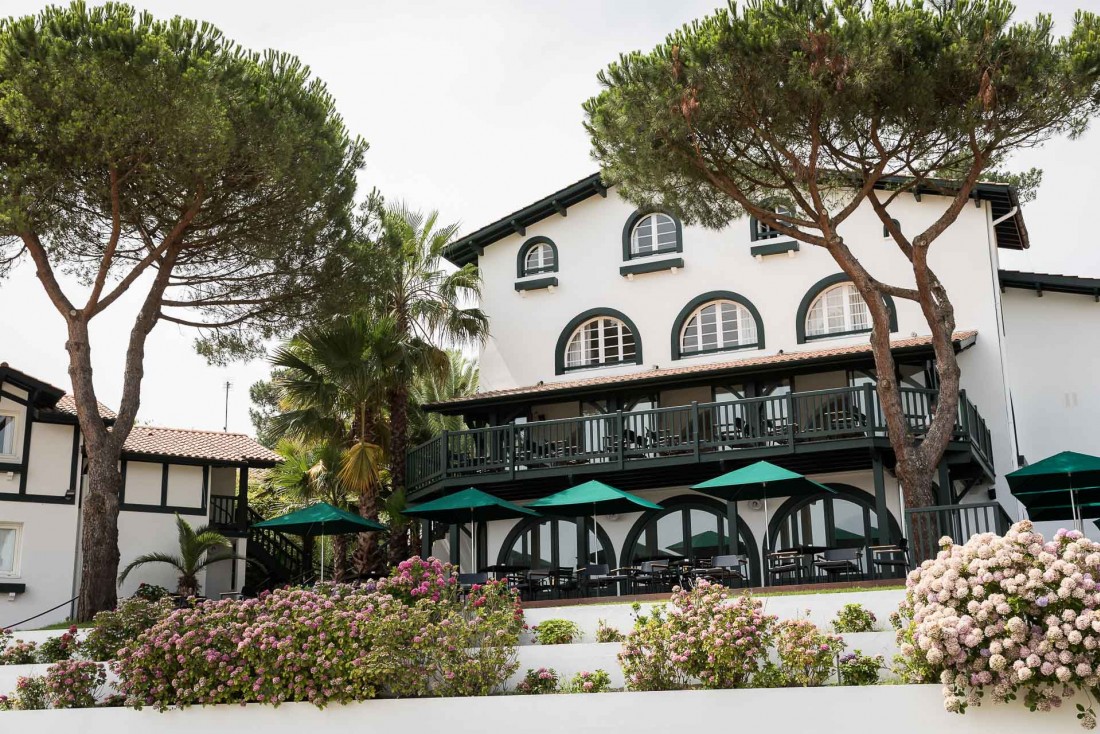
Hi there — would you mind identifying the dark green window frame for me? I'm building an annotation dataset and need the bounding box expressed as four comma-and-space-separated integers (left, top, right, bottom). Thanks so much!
622, 209, 683, 261
554, 307, 644, 376
670, 290, 765, 360
516, 236, 559, 278
795, 273, 897, 345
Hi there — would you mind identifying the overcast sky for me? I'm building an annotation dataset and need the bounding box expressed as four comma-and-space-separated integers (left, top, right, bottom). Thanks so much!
1, 0, 1097, 436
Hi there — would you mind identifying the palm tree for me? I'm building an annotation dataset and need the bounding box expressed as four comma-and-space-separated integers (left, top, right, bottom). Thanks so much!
269, 314, 401, 575
118, 514, 245, 598
366, 203, 489, 559
267, 440, 357, 581
408, 350, 480, 445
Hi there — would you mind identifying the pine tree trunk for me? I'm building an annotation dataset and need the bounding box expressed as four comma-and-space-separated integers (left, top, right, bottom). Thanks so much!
76, 452, 121, 620
331, 534, 348, 582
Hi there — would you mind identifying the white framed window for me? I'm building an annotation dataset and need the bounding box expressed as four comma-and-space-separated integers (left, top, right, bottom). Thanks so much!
630, 213, 678, 257
0, 412, 18, 459
564, 317, 636, 369
523, 242, 555, 274
0, 522, 22, 578
681, 300, 759, 355
805, 282, 871, 337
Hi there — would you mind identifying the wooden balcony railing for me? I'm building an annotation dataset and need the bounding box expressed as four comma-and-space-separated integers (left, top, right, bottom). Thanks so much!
407, 385, 993, 491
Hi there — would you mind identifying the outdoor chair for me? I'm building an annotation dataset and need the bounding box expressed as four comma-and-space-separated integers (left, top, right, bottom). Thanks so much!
578, 563, 630, 597
692, 554, 749, 588
632, 560, 671, 594
870, 539, 911, 580
549, 566, 578, 599
457, 572, 488, 596
813, 547, 864, 582
766, 550, 802, 585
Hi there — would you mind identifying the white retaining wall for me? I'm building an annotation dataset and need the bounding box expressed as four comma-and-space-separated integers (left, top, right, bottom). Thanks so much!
0, 685, 1089, 733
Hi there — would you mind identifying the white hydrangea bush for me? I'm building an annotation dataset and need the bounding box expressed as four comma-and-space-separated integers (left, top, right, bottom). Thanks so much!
896, 521, 1100, 729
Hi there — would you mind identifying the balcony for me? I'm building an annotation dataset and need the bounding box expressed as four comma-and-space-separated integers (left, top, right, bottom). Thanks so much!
408, 385, 993, 497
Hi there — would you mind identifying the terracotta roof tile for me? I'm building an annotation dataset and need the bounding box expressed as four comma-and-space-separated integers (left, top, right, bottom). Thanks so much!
53, 393, 117, 420
430, 330, 978, 409
122, 426, 280, 466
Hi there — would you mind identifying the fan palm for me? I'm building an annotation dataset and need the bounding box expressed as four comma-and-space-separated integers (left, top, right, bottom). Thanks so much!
409, 350, 479, 445
366, 203, 488, 560
118, 514, 244, 598
267, 439, 357, 581
268, 314, 398, 574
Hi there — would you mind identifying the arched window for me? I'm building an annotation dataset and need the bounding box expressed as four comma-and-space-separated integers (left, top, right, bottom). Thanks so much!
766, 484, 903, 572
621, 495, 760, 583
681, 300, 758, 355
562, 316, 636, 370
516, 236, 558, 277
796, 273, 897, 344
805, 282, 870, 338
750, 202, 793, 242
498, 517, 615, 569
622, 211, 682, 260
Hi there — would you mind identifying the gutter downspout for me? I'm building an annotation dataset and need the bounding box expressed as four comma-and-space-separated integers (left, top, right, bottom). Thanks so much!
991, 206, 1018, 228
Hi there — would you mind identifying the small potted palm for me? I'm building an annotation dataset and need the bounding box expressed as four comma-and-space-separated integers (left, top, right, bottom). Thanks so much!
119, 514, 248, 599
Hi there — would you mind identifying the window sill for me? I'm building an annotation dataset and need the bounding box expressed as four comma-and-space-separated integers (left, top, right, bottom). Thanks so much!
514, 276, 558, 292
675, 344, 763, 361
620, 257, 684, 278
0, 581, 26, 594
803, 329, 873, 342
562, 361, 636, 374
750, 239, 799, 258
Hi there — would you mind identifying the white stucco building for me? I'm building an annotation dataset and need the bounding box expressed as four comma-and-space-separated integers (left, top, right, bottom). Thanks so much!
0, 363, 281, 628
407, 173, 1097, 584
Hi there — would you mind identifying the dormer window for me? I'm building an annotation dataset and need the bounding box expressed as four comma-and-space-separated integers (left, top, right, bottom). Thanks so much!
805, 282, 870, 338
564, 317, 636, 370
516, 236, 559, 277
750, 202, 793, 242
622, 211, 682, 260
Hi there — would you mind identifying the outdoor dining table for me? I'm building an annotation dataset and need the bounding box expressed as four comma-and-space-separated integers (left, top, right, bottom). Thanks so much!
479, 563, 531, 579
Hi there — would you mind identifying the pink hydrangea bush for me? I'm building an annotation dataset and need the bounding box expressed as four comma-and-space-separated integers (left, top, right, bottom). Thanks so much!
896, 521, 1100, 728
44, 660, 107, 709
769, 617, 845, 687
515, 667, 559, 694
0, 628, 37, 665
620, 583, 776, 690
565, 669, 612, 693
114, 558, 523, 709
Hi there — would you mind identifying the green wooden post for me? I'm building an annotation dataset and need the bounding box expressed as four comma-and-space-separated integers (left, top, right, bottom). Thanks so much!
576, 516, 589, 570
439, 430, 449, 481
786, 393, 796, 445
420, 519, 432, 558
507, 423, 516, 481
449, 524, 461, 567
958, 388, 969, 438
937, 460, 953, 505
863, 383, 876, 435
726, 500, 740, 555
691, 401, 701, 461
616, 410, 625, 470
871, 451, 891, 545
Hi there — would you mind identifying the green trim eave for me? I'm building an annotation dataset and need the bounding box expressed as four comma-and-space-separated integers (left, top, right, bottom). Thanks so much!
443, 172, 1026, 268
795, 273, 898, 345
998, 270, 1100, 299
750, 240, 799, 257
516, 236, 559, 278
621, 209, 683, 261
670, 290, 765, 360
514, 276, 558, 292
619, 257, 684, 277
554, 307, 644, 376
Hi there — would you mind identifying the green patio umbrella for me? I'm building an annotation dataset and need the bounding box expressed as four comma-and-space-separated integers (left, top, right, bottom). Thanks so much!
403, 487, 540, 572
667, 530, 722, 555
1007, 451, 1100, 530
527, 480, 662, 566
254, 502, 385, 581
693, 461, 836, 583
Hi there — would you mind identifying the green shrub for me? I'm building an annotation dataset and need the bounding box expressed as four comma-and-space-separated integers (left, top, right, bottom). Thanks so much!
132, 583, 172, 603
565, 669, 612, 693
767, 618, 845, 687
35, 625, 80, 664
618, 604, 688, 691
515, 667, 559, 694
82, 597, 175, 662
533, 618, 580, 645
839, 650, 883, 686
10, 675, 49, 710
832, 603, 878, 633
595, 619, 624, 643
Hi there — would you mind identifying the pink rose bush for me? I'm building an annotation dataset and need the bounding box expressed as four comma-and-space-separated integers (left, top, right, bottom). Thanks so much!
769, 617, 844, 687
620, 582, 777, 690
114, 557, 524, 710
0, 628, 38, 665
565, 669, 612, 693
896, 521, 1100, 728
515, 667, 559, 694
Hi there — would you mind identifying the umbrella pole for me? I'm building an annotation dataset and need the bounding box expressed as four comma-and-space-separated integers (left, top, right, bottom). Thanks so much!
762, 491, 770, 588
320, 536, 325, 584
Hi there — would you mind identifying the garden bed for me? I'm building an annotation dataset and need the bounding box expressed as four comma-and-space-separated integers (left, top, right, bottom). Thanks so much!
0, 684, 1087, 733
